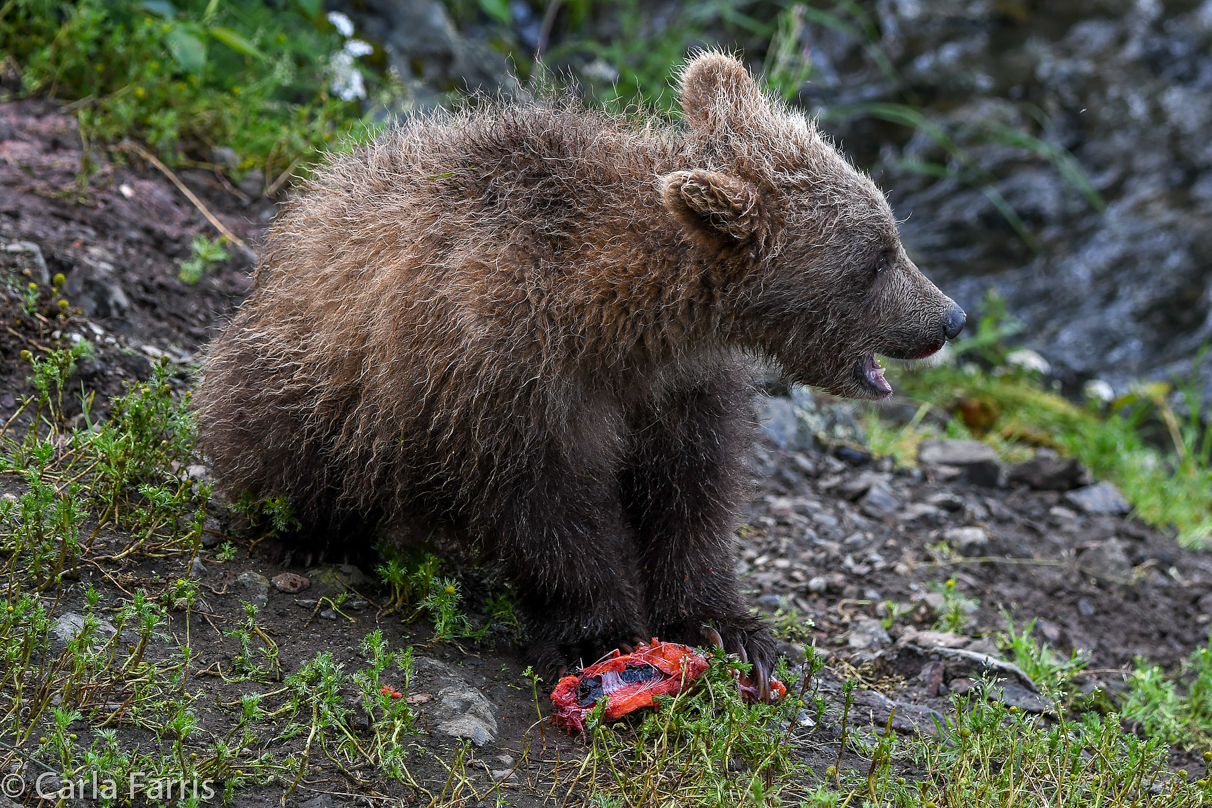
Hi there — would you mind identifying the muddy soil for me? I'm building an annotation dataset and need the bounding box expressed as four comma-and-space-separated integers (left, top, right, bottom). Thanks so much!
2, 100, 1210, 805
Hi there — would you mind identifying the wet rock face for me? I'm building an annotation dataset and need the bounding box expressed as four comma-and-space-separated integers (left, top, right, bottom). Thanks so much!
799, 0, 1212, 394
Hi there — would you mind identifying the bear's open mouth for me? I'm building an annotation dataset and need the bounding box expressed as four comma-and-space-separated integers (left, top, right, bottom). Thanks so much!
858, 353, 892, 398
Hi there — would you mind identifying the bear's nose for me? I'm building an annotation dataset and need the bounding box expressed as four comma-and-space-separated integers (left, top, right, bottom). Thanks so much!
943, 304, 966, 340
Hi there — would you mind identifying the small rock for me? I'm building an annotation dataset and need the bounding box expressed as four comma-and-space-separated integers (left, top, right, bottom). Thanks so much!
272, 572, 311, 594
926, 491, 964, 512
944, 526, 989, 557
860, 481, 902, 518
1007, 456, 1089, 491
239, 168, 265, 198
838, 471, 883, 500
187, 557, 207, 580
807, 576, 828, 594
777, 642, 807, 665
918, 440, 1001, 487
435, 684, 499, 746
5, 240, 50, 285
1077, 598, 1096, 617
949, 677, 975, 696
298, 796, 334, 808
51, 613, 117, 647
898, 502, 945, 525
919, 660, 945, 696
319, 609, 337, 620
1065, 482, 1130, 515
236, 571, 271, 608
758, 396, 800, 450
847, 617, 891, 650
1079, 538, 1132, 580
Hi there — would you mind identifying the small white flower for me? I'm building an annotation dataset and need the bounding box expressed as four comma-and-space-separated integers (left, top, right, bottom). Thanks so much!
1083, 379, 1115, 403
344, 39, 374, 58
1005, 349, 1051, 375
331, 51, 366, 101
327, 10, 356, 38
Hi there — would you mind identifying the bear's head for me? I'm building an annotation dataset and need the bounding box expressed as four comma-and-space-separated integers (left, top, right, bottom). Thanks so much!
661, 52, 965, 400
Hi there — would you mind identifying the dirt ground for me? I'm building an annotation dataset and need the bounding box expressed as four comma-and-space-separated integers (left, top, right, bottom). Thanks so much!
2, 100, 1211, 805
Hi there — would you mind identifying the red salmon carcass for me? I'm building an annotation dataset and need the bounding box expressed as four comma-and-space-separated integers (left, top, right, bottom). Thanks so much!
550, 640, 710, 732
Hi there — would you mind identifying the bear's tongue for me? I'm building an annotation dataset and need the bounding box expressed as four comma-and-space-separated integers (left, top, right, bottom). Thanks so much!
864, 354, 892, 396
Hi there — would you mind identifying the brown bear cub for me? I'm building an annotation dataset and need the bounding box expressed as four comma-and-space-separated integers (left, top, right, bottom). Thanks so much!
196, 53, 964, 689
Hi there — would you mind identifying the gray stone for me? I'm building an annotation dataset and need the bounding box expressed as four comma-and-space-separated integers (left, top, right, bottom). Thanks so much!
60, 253, 129, 319
1066, 482, 1131, 515
758, 396, 800, 450
1079, 538, 1133, 581
4, 240, 50, 285
847, 617, 891, 650
943, 526, 989, 556
236, 571, 271, 608
917, 440, 1001, 486
860, 481, 902, 518
51, 612, 116, 648
187, 557, 207, 580
1077, 598, 1096, 617
298, 796, 334, 808
807, 575, 828, 594
434, 684, 498, 746
1007, 456, 1090, 491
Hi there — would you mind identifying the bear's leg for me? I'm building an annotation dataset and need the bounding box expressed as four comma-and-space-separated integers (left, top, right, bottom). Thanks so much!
487, 457, 650, 681
622, 367, 778, 689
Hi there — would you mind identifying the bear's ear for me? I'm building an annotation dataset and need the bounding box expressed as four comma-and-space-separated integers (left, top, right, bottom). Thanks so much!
661, 169, 766, 243
678, 51, 767, 133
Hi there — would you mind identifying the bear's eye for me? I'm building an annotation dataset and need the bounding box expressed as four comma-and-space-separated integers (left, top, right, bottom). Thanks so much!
875, 251, 891, 276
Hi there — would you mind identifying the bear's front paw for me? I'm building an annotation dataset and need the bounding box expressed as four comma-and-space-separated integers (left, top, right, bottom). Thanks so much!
697, 616, 779, 702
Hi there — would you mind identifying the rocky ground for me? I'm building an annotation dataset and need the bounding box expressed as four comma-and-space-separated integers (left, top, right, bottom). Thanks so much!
3, 98, 1212, 805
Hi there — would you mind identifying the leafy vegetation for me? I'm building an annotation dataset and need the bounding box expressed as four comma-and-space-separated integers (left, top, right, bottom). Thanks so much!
0, 0, 382, 173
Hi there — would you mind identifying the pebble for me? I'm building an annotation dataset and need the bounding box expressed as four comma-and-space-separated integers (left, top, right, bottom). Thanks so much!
860, 481, 902, 517
272, 572, 311, 593
918, 439, 1001, 487
1065, 482, 1131, 515
188, 557, 207, 580
943, 526, 989, 556
1079, 538, 1132, 580
847, 617, 891, 650
236, 571, 271, 608
1077, 598, 1096, 617
51, 613, 116, 647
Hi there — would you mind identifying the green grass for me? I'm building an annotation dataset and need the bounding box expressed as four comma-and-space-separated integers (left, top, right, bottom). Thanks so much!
0, 0, 382, 175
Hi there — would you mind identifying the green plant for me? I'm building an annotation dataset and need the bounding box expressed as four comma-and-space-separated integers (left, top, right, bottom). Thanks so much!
0, 0, 382, 171
419, 577, 485, 642
999, 614, 1087, 696
177, 234, 229, 283
1122, 630, 1212, 748
928, 578, 979, 633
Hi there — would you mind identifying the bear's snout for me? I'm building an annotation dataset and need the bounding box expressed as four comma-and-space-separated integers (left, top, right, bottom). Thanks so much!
943, 303, 966, 341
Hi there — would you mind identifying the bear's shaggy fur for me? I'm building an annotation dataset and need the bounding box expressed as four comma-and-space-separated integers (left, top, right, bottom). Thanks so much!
196, 53, 962, 680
